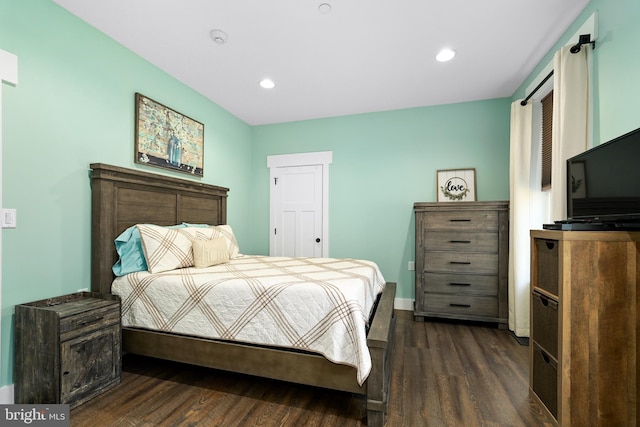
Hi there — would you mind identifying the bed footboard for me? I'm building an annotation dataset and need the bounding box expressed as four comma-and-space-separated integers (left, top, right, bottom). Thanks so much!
122, 282, 397, 426
366, 282, 396, 427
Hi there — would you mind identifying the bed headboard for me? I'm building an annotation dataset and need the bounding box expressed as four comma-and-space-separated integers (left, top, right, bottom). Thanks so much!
90, 163, 229, 295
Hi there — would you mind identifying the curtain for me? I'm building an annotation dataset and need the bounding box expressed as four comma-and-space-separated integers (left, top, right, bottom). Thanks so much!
508, 44, 591, 337
509, 101, 548, 337
550, 45, 591, 221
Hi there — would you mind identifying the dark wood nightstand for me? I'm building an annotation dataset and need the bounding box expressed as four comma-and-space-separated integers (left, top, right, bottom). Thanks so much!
14, 292, 121, 408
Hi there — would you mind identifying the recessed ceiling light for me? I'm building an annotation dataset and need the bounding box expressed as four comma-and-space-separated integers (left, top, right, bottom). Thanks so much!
318, 3, 332, 14
259, 78, 275, 89
436, 48, 456, 62
210, 29, 228, 44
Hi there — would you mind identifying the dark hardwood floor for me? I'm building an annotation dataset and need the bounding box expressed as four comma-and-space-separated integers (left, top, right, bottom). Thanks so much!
70, 310, 554, 426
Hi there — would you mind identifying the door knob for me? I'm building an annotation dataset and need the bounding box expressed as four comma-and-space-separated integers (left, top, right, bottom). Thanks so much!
316, 238, 321, 243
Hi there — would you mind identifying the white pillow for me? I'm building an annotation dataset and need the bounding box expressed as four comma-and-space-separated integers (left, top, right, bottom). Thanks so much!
137, 224, 202, 273
138, 224, 240, 273
192, 238, 230, 268
211, 225, 240, 259
180, 226, 216, 241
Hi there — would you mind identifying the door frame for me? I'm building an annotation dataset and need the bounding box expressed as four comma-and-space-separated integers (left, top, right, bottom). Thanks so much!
267, 151, 332, 257
0, 48, 18, 403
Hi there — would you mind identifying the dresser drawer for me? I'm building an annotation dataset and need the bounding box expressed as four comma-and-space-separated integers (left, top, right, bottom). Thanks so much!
425, 252, 498, 274
535, 238, 559, 296
424, 272, 498, 296
423, 231, 498, 253
423, 211, 498, 231
60, 305, 120, 342
424, 294, 498, 317
531, 290, 558, 358
532, 343, 558, 419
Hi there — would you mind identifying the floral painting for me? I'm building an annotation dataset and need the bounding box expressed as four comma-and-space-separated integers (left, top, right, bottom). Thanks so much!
135, 93, 204, 177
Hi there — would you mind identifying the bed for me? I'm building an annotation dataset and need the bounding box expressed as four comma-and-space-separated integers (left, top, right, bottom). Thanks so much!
90, 163, 396, 426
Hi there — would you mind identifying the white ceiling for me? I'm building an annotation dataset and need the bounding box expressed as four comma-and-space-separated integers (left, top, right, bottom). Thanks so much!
52, 0, 589, 125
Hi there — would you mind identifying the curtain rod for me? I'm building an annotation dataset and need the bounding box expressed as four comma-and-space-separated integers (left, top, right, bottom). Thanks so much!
520, 70, 554, 106
520, 34, 595, 106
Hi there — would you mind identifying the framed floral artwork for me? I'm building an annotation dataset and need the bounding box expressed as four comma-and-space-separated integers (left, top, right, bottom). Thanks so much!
437, 168, 477, 202
134, 93, 204, 177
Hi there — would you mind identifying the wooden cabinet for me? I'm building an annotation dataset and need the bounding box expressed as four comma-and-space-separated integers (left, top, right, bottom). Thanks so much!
413, 201, 509, 325
14, 292, 121, 408
530, 230, 640, 426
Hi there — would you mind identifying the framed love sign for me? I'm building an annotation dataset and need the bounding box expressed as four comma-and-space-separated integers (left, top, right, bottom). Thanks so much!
437, 168, 477, 202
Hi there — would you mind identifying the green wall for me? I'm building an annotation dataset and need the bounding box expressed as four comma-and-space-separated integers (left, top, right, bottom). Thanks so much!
2, 0, 636, 391
512, 0, 640, 146
0, 0, 253, 386
251, 99, 512, 301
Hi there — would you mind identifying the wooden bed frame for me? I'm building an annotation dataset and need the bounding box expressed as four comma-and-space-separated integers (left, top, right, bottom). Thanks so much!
90, 163, 396, 426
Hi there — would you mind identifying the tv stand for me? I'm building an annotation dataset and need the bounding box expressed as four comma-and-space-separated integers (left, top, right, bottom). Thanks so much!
530, 229, 640, 425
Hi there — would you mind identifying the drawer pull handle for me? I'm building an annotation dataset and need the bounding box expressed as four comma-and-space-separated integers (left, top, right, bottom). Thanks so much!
63, 371, 70, 376
81, 316, 104, 326
450, 303, 471, 308
450, 219, 471, 222
450, 261, 471, 265
545, 241, 556, 250
534, 292, 558, 309
540, 349, 551, 364
450, 240, 471, 244
449, 282, 471, 287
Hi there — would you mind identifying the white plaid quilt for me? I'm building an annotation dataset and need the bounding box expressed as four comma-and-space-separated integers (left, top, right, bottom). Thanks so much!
112, 255, 386, 384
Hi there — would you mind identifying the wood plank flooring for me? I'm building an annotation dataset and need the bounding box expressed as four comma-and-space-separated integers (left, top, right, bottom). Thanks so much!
70, 311, 554, 426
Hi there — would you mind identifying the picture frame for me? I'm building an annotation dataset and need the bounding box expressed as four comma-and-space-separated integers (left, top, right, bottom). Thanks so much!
437, 168, 477, 202
134, 93, 204, 177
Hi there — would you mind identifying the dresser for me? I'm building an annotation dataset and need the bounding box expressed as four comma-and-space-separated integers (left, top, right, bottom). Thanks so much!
413, 201, 509, 325
530, 230, 640, 426
14, 292, 121, 408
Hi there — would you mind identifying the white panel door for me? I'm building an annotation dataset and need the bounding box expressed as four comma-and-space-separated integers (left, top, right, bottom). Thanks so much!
272, 165, 323, 257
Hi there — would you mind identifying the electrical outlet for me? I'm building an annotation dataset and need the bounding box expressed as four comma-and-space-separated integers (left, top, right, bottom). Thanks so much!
408, 261, 415, 271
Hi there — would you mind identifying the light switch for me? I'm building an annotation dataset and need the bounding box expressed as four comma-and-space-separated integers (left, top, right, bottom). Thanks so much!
408, 261, 415, 271
2, 209, 16, 229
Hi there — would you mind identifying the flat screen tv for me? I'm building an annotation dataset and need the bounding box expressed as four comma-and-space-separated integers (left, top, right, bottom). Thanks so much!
566, 126, 640, 228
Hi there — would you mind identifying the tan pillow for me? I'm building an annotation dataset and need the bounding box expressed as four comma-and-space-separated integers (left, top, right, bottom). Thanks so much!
192, 238, 230, 268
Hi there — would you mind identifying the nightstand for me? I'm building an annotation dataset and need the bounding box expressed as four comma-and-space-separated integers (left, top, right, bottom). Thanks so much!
14, 292, 121, 408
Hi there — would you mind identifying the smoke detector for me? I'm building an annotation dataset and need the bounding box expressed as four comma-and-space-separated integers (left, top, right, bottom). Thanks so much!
210, 29, 228, 45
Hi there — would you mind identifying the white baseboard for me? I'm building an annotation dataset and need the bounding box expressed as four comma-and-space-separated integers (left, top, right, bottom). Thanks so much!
0, 384, 14, 404
394, 298, 413, 312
